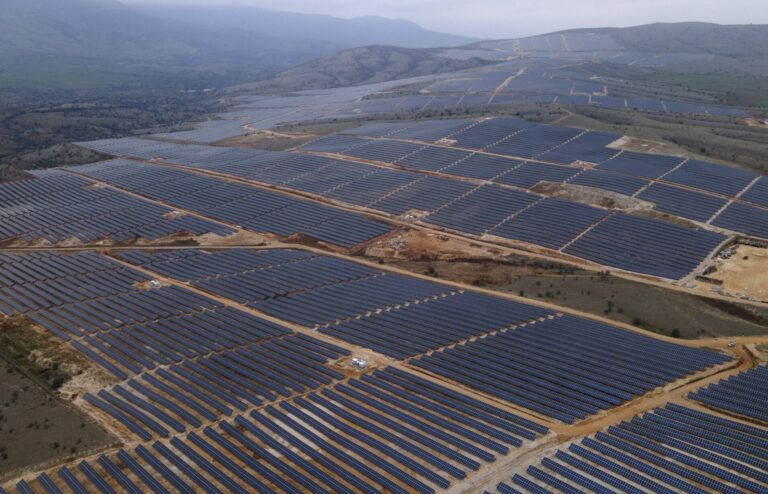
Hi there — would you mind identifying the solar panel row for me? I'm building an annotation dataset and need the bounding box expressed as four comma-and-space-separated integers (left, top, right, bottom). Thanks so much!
0, 170, 233, 244
68, 159, 393, 248
13, 368, 546, 493
85, 333, 349, 436
410, 316, 730, 422
495, 403, 767, 494
689, 363, 768, 423
320, 291, 555, 359
76, 118, 768, 274
564, 213, 728, 279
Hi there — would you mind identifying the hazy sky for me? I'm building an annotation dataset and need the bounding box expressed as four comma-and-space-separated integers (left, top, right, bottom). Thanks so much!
124, 0, 768, 38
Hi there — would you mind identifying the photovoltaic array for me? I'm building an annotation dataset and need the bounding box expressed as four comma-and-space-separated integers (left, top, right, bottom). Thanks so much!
0, 169, 233, 244
72, 115, 768, 280
67, 158, 393, 249
0, 246, 741, 493
494, 403, 768, 494
409, 315, 730, 423
3, 38, 766, 494
13, 367, 551, 494
690, 363, 768, 423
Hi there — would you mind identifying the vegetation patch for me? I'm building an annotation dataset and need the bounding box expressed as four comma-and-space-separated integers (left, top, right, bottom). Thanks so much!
0, 318, 113, 479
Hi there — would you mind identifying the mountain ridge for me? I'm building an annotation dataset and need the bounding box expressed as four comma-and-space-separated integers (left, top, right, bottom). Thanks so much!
0, 0, 474, 91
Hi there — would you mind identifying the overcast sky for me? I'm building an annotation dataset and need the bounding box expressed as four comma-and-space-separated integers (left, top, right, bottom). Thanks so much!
124, 0, 768, 38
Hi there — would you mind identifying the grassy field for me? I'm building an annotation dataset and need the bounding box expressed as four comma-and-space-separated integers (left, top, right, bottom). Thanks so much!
0, 318, 113, 478
388, 259, 768, 339
0, 360, 113, 478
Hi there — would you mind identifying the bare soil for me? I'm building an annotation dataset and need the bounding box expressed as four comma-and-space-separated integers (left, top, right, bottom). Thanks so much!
607, 135, 687, 155
703, 245, 768, 302
530, 181, 653, 210
216, 129, 318, 151
364, 229, 506, 261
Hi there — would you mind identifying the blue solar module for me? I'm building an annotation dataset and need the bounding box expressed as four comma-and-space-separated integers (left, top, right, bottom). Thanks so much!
663, 159, 759, 197
247, 154, 335, 184
301, 214, 393, 248
387, 119, 476, 142
740, 176, 768, 207
342, 140, 425, 163
568, 169, 650, 195
597, 151, 684, 179
253, 273, 451, 327
592, 95, 626, 109
411, 316, 730, 423
372, 176, 476, 214
459, 94, 493, 106
321, 290, 554, 358
491, 94, 524, 105
78, 460, 119, 494
637, 183, 729, 222
423, 185, 540, 235
524, 94, 557, 103
538, 131, 621, 165
192, 254, 379, 302
243, 201, 340, 236
324, 168, 421, 206
628, 98, 665, 112
58, 466, 89, 494
556, 95, 590, 105
711, 201, 768, 239
115, 450, 170, 494
284, 160, 371, 194
564, 213, 727, 279
490, 198, 610, 249
396, 146, 473, 172
486, 125, 584, 159
495, 162, 581, 188
0, 166, 233, 245
442, 153, 523, 180
449, 118, 538, 149
704, 106, 751, 118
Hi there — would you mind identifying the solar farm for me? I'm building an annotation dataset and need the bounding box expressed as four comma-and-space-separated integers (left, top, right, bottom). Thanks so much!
0, 239, 761, 494
65, 114, 767, 283
2, 30, 768, 494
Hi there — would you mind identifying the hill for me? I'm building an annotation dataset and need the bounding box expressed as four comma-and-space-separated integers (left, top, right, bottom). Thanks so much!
130, 4, 475, 49
0, 0, 473, 92
586, 22, 768, 57
561, 22, 768, 76
231, 45, 492, 93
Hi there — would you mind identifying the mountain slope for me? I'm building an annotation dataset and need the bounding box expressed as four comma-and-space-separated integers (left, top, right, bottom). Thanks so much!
232, 45, 492, 93
130, 5, 475, 49
555, 23, 768, 78
0, 0, 473, 91
582, 22, 768, 57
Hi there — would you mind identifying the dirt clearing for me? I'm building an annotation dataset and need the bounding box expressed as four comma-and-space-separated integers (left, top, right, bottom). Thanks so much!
215, 129, 318, 150
702, 245, 768, 302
